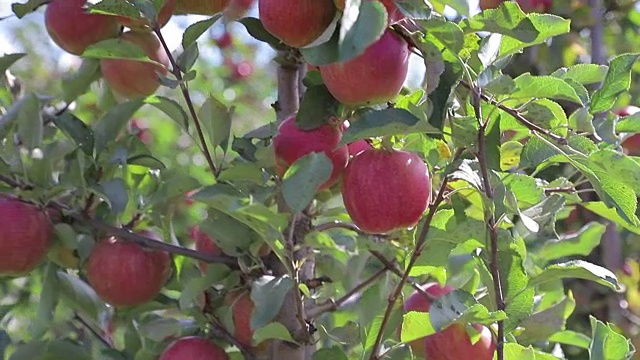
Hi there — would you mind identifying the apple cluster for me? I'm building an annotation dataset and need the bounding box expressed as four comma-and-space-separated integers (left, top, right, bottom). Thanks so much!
44, 0, 254, 99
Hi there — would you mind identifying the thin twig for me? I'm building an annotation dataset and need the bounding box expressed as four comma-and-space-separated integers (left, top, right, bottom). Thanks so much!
472, 85, 505, 360
152, 26, 219, 176
368, 250, 435, 302
369, 149, 463, 359
306, 266, 388, 319
73, 313, 113, 349
0, 174, 33, 190
209, 318, 257, 360
544, 187, 577, 194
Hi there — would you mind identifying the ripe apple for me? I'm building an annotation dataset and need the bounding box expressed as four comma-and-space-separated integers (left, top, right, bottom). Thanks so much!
334, 0, 403, 24
0, 199, 53, 276
347, 139, 372, 158
225, 290, 255, 348
479, 0, 503, 10
516, 0, 552, 12
191, 226, 223, 273
319, 29, 409, 106
159, 336, 229, 360
117, 0, 176, 30
615, 106, 640, 155
273, 114, 349, 190
175, 0, 230, 15
403, 283, 496, 359
100, 31, 171, 99
225, 0, 256, 19
342, 148, 431, 234
86, 230, 171, 307
45, 0, 120, 55
258, 0, 336, 48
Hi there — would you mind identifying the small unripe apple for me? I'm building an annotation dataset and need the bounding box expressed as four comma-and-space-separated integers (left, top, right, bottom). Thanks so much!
159, 336, 229, 360
342, 148, 430, 234
403, 283, 496, 359
175, 0, 230, 15
100, 31, 171, 99
225, 290, 255, 348
117, 0, 176, 30
0, 199, 53, 276
273, 114, 349, 190
259, 0, 336, 48
334, 0, 403, 24
86, 230, 171, 307
191, 226, 223, 273
320, 29, 409, 106
45, 0, 120, 55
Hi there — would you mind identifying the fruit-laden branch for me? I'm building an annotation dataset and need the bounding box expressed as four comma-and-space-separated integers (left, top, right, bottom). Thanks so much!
151, 25, 219, 176
368, 148, 465, 360
471, 85, 506, 360
306, 266, 389, 319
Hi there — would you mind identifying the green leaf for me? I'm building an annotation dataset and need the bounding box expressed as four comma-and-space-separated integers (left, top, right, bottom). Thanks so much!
538, 222, 606, 263
253, 322, 297, 345
461, 2, 538, 43
296, 85, 340, 130
53, 113, 95, 156
56, 271, 108, 320
549, 330, 591, 349
529, 260, 620, 291
401, 311, 435, 343
31, 264, 59, 339
589, 149, 640, 194
146, 96, 189, 130
0, 53, 26, 74
82, 38, 157, 64
178, 264, 231, 310
94, 99, 144, 152
591, 54, 640, 114
87, 0, 140, 17
582, 202, 640, 235
313, 346, 349, 360
238, 17, 288, 50
138, 318, 184, 342
589, 316, 635, 360
62, 58, 101, 103
92, 178, 129, 214
517, 293, 575, 344
512, 74, 582, 104
551, 64, 608, 85
499, 13, 570, 57
339, 108, 439, 146
11, 0, 47, 18
16, 93, 43, 150
520, 99, 569, 136
282, 153, 332, 213
337, 1, 387, 63
182, 15, 223, 49
250, 275, 294, 330
198, 95, 232, 150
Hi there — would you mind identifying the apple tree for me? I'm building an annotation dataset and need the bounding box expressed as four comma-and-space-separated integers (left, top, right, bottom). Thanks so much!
1, 0, 639, 359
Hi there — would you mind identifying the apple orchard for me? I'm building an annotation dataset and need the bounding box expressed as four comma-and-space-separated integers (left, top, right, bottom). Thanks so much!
3, 0, 640, 359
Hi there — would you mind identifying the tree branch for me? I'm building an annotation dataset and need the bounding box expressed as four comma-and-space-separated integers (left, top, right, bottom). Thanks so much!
472, 85, 505, 360
369, 149, 464, 359
73, 313, 113, 349
152, 26, 219, 176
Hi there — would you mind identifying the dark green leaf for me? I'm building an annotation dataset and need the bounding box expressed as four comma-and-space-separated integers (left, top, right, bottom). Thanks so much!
282, 153, 332, 213
250, 275, 294, 330
529, 260, 620, 291
591, 54, 640, 114
182, 15, 223, 49
53, 113, 95, 156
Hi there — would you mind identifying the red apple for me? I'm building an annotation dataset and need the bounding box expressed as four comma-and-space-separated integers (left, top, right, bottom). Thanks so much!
403, 283, 496, 360
273, 114, 349, 190
45, 0, 120, 55
320, 29, 409, 106
191, 226, 223, 273
117, 0, 176, 30
334, 0, 403, 24
100, 31, 171, 99
216, 32, 233, 49
342, 148, 431, 234
479, 0, 504, 10
516, 0, 552, 12
159, 336, 229, 360
129, 119, 153, 145
258, 0, 336, 48
225, 0, 256, 19
0, 199, 53, 276
225, 290, 255, 348
86, 230, 171, 307
231, 60, 253, 81
347, 139, 372, 157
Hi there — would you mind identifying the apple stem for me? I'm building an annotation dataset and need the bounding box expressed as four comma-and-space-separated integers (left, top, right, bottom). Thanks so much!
151, 25, 220, 177
368, 148, 464, 360
472, 85, 506, 360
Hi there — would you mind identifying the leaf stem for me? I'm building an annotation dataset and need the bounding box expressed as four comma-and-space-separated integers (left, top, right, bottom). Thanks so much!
152, 25, 219, 176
